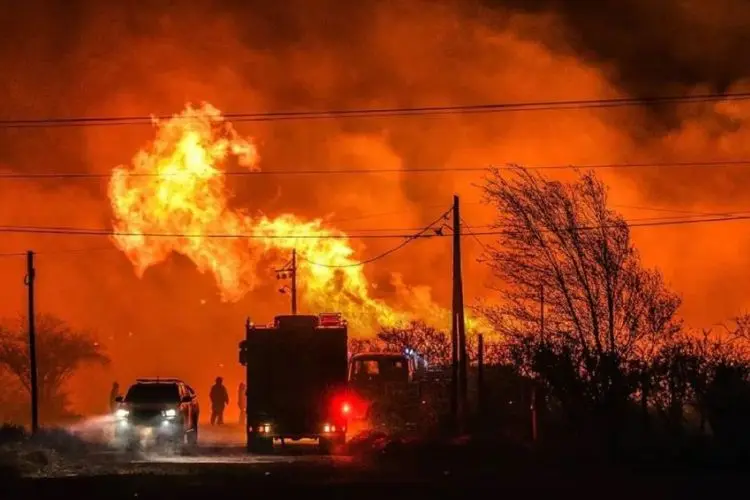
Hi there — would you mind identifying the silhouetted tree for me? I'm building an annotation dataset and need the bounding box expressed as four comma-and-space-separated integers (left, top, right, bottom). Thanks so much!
0, 367, 26, 423
348, 337, 382, 356
480, 167, 681, 432
0, 314, 109, 420
647, 332, 701, 434
378, 320, 452, 365
369, 320, 506, 367
684, 319, 750, 449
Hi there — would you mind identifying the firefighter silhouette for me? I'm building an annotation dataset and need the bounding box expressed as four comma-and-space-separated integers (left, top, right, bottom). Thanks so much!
238, 382, 246, 425
210, 376, 229, 425
109, 382, 120, 413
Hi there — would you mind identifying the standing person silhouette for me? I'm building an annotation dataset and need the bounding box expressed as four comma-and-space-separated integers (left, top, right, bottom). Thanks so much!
210, 377, 229, 425
238, 382, 246, 425
109, 382, 120, 413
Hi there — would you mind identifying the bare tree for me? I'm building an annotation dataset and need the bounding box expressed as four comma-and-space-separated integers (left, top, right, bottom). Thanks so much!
480, 166, 681, 419
377, 320, 452, 365
348, 337, 382, 356
367, 320, 507, 367
0, 314, 109, 419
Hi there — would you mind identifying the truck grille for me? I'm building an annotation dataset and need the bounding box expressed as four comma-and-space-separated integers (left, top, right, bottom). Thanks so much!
130, 409, 162, 423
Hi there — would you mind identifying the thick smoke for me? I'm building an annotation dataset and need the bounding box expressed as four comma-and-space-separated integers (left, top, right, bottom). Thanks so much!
0, 0, 749, 414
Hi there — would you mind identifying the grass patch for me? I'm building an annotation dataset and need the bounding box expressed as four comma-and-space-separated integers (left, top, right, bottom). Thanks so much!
0, 423, 106, 477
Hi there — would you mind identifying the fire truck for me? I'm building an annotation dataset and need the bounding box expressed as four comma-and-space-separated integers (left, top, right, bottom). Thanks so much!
238, 313, 350, 453
347, 349, 435, 432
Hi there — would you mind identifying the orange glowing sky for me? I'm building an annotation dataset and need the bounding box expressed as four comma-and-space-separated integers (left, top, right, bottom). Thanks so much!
1, 0, 750, 417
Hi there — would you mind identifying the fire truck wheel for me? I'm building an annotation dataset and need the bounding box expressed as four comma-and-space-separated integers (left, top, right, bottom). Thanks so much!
319, 433, 345, 454
248, 435, 273, 453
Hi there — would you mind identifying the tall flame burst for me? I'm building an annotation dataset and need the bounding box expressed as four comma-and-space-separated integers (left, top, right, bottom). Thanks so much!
108, 103, 484, 335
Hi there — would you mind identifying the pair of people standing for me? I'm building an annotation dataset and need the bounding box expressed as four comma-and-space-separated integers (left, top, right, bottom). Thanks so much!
209, 377, 246, 425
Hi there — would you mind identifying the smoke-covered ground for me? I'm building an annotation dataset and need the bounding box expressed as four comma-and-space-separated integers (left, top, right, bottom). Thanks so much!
2, 424, 746, 499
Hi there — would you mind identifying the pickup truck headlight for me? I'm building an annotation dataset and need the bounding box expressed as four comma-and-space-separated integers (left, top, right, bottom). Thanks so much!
162, 409, 177, 419
114, 409, 129, 419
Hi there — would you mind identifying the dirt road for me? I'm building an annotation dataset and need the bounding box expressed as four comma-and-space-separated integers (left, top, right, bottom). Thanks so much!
2, 422, 744, 499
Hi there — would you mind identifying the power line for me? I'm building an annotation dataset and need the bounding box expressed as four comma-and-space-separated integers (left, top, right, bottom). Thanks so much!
0, 212, 747, 261
467, 213, 750, 235
613, 204, 733, 217
0, 224, 417, 240
0, 246, 119, 259
6, 159, 750, 180
0, 91, 748, 129
299, 209, 452, 268
1, 212, 750, 242
350, 210, 750, 232
325, 201, 474, 225
0, 211, 723, 257
460, 216, 492, 255
0, 251, 26, 258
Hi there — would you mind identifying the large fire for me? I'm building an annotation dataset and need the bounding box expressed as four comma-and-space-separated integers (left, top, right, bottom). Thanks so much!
107, 103, 487, 335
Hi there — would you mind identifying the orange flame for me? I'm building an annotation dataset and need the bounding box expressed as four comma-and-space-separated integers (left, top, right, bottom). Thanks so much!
107, 102, 490, 335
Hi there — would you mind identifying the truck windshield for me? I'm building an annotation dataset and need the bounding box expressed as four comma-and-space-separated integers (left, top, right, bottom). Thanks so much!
351, 357, 408, 382
124, 384, 180, 403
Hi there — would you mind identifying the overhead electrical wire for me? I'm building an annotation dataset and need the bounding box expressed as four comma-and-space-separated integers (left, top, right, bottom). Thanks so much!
4, 207, 732, 259
338, 211, 748, 232
0, 246, 120, 259
299, 208, 452, 268
5, 159, 750, 180
1, 212, 749, 264
0, 91, 748, 130
0, 211, 750, 242
466, 213, 750, 235
0, 209, 456, 265
460, 216, 493, 256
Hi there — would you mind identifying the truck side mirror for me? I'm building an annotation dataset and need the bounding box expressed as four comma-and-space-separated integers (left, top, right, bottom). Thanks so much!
114, 396, 123, 403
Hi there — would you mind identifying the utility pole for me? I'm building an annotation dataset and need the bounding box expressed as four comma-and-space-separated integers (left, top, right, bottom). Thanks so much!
452, 195, 468, 431
275, 249, 298, 315
25, 251, 39, 434
477, 333, 485, 423
531, 386, 538, 443
540, 284, 545, 344
531, 283, 544, 443
291, 249, 297, 315
450, 269, 459, 430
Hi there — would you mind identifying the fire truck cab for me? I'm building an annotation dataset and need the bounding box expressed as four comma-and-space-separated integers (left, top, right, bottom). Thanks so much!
238, 313, 349, 453
348, 351, 426, 386
347, 350, 428, 427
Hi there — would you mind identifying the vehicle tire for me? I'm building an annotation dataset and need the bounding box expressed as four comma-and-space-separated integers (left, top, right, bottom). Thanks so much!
248, 434, 273, 453
186, 429, 198, 447
125, 438, 139, 453
318, 437, 332, 454
319, 433, 345, 454
114, 429, 136, 451
156, 434, 180, 454
186, 421, 198, 447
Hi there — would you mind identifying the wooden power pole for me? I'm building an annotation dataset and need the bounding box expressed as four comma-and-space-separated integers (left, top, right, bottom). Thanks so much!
452, 195, 468, 431
275, 249, 298, 315
477, 333, 485, 422
25, 251, 39, 434
291, 249, 297, 315
450, 202, 459, 430
531, 284, 544, 443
